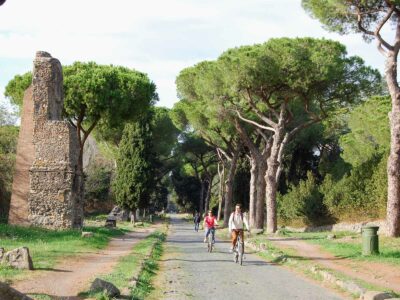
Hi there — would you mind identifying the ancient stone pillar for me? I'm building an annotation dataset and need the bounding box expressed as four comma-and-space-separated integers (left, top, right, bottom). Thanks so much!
9, 51, 83, 229
8, 87, 34, 226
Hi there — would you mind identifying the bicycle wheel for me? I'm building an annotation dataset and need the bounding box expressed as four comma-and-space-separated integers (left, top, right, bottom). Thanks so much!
238, 242, 244, 265
208, 235, 213, 253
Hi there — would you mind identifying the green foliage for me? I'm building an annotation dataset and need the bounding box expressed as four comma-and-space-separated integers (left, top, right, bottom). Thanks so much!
63, 62, 157, 138
4, 63, 157, 161
84, 161, 113, 214
170, 170, 201, 211
219, 38, 380, 117
113, 116, 154, 211
151, 107, 180, 158
0, 125, 18, 222
4, 72, 32, 109
340, 96, 390, 167
320, 154, 387, 220
302, 0, 398, 39
278, 172, 332, 226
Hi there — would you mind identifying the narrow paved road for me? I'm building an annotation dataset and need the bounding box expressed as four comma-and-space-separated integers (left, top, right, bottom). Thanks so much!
155, 216, 344, 300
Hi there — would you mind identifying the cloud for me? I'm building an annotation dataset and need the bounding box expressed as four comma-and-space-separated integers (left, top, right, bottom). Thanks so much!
0, 0, 385, 108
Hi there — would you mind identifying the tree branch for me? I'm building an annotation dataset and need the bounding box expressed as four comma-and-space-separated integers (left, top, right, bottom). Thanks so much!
288, 119, 320, 140
235, 110, 275, 132
234, 119, 262, 160
243, 88, 278, 128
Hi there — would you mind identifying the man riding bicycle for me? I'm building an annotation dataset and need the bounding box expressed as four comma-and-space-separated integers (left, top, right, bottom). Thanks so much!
203, 210, 218, 243
228, 204, 249, 252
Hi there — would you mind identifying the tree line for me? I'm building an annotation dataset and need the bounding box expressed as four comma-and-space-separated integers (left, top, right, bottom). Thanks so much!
2, 1, 400, 237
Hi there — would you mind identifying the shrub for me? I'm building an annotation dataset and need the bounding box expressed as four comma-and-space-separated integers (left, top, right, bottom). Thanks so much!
278, 172, 332, 226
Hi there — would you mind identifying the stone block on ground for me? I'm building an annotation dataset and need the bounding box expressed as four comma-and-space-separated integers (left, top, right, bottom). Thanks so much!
337, 280, 365, 296
360, 291, 396, 300
259, 243, 267, 250
327, 233, 336, 240
105, 215, 117, 228
81, 231, 94, 238
90, 278, 120, 297
251, 228, 263, 235
0, 247, 4, 259
0, 282, 33, 299
109, 206, 130, 221
1, 247, 33, 270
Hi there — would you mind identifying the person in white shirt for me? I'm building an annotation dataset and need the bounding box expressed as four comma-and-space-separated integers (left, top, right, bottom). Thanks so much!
228, 203, 249, 251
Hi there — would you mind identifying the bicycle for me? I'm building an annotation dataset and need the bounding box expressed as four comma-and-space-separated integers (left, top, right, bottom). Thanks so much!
206, 227, 216, 253
233, 232, 244, 265
233, 229, 250, 265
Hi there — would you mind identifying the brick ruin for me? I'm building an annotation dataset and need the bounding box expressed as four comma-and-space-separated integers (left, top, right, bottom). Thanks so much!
8, 51, 83, 229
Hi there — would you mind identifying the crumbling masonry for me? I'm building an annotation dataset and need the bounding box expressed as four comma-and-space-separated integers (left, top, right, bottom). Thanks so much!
9, 51, 83, 228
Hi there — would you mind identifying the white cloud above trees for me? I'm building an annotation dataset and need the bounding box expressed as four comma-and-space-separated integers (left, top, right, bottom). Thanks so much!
0, 0, 384, 108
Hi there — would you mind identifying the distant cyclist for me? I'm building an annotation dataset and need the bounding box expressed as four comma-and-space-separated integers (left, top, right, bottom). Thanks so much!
194, 212, 201, 232
203, 210, 218, 243
228, 204, 249, 252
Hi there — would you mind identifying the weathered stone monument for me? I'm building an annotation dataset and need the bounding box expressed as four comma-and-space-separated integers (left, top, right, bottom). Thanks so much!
9, 51, 83, 228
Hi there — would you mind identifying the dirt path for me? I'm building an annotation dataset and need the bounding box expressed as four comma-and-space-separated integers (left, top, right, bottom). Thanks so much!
12, 227, 154, 299
269, 237, 400, 293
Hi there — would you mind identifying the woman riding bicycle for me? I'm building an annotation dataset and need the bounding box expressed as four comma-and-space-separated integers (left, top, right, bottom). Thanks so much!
203, 210, 218, 243
228, 204, 249, 252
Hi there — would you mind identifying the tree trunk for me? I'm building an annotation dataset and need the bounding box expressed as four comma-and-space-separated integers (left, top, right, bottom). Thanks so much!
217, 163, 225, 221
204, 177, 212, 212
265, 118, 285, 234
255, 160, 267, 229
386, 50, 400, 237
249, 156, 258, 228
223, 150, 239, 228
130, 209, 136, 225
199, 179, 205, 216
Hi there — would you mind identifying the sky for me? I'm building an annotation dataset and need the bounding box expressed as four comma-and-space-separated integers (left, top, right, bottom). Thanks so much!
0, 0, 388, 111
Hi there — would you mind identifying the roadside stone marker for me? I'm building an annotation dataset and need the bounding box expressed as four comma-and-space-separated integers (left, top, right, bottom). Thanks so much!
1, 247, 33, 270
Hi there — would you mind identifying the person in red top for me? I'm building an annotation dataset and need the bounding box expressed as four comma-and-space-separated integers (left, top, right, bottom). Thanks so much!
203, 210, 218, 243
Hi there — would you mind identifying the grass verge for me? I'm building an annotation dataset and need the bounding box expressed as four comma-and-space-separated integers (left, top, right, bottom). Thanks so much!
79, 230, 166, 300
278, 230, 400, 266
248, 235, 399, 298
0, 223, 129, 283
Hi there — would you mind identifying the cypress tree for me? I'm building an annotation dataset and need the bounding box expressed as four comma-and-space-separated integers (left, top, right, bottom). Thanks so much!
113, 115, 154, 212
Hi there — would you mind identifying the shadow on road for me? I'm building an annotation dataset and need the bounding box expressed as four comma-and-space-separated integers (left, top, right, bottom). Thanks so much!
34, 268, 73, 272
160, 258, 273, 266
28, 294, 80, 300
268, 237, 325, 241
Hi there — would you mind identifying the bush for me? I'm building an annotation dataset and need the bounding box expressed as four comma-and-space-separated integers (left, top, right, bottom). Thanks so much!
84, 161, 114, 214
278, 172, 332, 226
0, 125, 18, 222
320, 154, 387, 221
